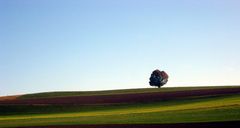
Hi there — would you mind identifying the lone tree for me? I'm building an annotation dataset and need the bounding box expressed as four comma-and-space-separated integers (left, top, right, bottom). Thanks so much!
149, 69, 169, 88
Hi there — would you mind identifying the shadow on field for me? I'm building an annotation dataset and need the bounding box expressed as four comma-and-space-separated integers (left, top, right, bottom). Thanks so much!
17, 121, 240, 128
1, 88, 240, 105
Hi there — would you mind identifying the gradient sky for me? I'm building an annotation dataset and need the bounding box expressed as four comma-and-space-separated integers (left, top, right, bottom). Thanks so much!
1, 0, 240, 96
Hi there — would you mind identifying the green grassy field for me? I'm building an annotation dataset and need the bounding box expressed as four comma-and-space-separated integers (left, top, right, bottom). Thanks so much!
19, 86, 238, 99
0, 86, 240, 128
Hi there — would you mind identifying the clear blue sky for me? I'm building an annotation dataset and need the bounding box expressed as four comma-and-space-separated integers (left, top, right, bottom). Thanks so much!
1, 0, 240, 96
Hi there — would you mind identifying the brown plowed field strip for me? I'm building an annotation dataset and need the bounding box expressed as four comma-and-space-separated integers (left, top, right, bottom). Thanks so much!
0, 95, 21, 101
16, 121, 240, 128
1, 88, 240, 105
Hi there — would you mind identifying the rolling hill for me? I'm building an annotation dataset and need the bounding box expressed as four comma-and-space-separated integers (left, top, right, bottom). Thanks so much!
0, 86, 240, 128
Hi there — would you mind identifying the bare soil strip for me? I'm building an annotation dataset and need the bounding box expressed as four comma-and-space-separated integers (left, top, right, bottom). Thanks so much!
0, 95, 21, 101
16, 121, 240, 128
1, 88, 240, 105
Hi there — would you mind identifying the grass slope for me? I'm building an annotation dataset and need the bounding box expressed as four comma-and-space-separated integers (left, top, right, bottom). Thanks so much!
19, 86, 239, 99
0, 86, 240, 128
